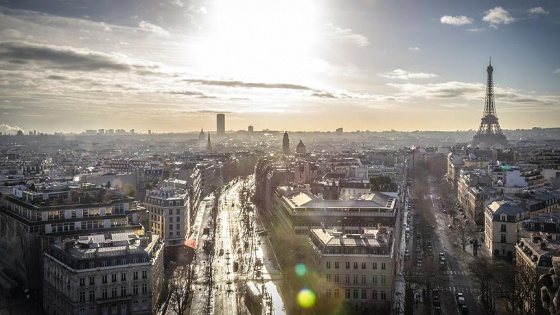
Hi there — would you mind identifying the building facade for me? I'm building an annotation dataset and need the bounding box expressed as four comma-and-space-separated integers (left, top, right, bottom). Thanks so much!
43, 232, 164, 315
0, 183, 144, 290
309, 228, 395, 313
144, 180, 190, 247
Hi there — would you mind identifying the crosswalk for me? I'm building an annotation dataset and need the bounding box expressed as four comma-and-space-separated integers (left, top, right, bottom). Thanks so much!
408, 270, 469, 277
433, 285, 480, 295
442, 270, 469, 276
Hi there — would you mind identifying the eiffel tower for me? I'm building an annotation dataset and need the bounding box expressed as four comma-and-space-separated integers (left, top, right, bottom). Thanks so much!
471, 58, 509, 149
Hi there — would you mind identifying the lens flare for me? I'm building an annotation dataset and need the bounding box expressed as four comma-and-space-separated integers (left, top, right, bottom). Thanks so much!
297, 288, 316, 308
295, 263, 307, 277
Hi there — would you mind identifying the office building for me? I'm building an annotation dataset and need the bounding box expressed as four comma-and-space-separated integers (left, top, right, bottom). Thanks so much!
217, 114, 225, 136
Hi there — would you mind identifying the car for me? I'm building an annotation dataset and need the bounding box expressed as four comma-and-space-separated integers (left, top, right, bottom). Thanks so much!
457, 296, 466, 306
432, 289, 439, 299
460, 304, 469, 314
405, 249, 410, 254
439, 252, 445, 258
219, 248, 224, 255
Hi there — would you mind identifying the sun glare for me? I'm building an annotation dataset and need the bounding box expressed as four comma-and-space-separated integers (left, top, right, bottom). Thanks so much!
193, 0, 321, 82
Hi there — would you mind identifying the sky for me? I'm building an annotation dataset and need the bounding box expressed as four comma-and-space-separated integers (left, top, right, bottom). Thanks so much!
0, 0, 559, 134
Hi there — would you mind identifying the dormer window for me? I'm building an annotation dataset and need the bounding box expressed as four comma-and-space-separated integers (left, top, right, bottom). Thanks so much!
500, 214, 507, 222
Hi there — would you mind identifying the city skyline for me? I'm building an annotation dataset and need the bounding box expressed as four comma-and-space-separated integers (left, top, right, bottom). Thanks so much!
1, 0, 559, 134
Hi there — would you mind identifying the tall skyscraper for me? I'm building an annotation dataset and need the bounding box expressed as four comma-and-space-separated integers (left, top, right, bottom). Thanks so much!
471, 58, 509, 149
282, 132, 290, 154
217, 113, 225, 136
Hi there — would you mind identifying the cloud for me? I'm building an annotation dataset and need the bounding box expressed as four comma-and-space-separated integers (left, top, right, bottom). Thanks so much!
46, 75, 67, 80
0, 124, 23, 133
138, 21, 170, 37
387, 81, 483, 99
388, 81, 559, 107
311, 91, 336, 98
380, 69, 438, 80
327, 24, 370, 47
467, 28, 486, 33
528, 7, 549, 16
483, 7, 515, 27
440, 15, 474, 26
184, 79, 313, 91
0, 41, 160, 73
409, 47, 420, 51
0, 41, 130, 71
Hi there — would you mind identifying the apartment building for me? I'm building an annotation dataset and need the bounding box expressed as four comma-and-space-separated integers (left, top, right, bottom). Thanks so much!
43, 231, 164, 315
144, 179, 190, 247
309, 228, 395, 313
484, 199, 528, 258
0, 183, 144, 290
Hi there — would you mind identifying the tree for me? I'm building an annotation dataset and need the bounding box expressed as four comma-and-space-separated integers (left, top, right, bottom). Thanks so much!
369, 175, 395, 192
454, 217, 476, 251
168, 264, 195, 315
106, 181, 111, 189
123, 184, 136, 197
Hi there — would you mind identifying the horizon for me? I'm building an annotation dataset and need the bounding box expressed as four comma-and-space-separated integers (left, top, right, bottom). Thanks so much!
1, 0, 559, 133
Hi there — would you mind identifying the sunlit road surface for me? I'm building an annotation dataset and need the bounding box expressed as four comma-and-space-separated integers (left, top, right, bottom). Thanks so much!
211, 177, 286, 315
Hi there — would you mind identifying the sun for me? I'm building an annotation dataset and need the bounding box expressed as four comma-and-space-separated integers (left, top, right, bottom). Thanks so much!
193, 0, 322, 82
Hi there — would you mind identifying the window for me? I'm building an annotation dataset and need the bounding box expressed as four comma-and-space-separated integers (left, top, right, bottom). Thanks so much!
89, 276, 95, 285
326, 261, 331, 269
353, 274, 358, 284
169, 209, 173, 215
381, 262, 386, 270
169, 224, 173, 231
121, 285, 127, 296
373, 262, 377, 269
133, 272, 138, 280
345, 262, 350, 269
79, 291, 85, 302
381, 275, 386, 284
353, 262, 358, 269
89, 290, 95, 301
133, 285, 139, 295
334, 262, 339, 269
142, 284, 148, 294
334, 274, 339, 283
79, 277, 85, 287
169, 217, 173, 223
112, 274, 117, 282
372, 290, 378, 300
362, 275, 366, 284
102, 288, 108, 299
121, 273, 126, 281
334, 289, 340, 298
501, 234, 507, 243
345, 289, 350, 299
361, 290, 367, 300
326, 289, 332, 298
501, 224, 507, 232
372, 275, 377, 284
102, 275, 107, 284
381, 291, 387, 300
353, 290, 358, 299
142, 271, 147, 279
326, 274, 331, 283
111, 287, 117, 298
345, 274, 350, 284
102, 261, 108, 267
361, 262, 366, 269
176, 208, 180, 215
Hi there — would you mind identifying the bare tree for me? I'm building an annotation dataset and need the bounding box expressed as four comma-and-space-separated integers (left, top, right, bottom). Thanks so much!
168, 264, 195, 315
468, 256, 497, 315
453, 217, 476, 251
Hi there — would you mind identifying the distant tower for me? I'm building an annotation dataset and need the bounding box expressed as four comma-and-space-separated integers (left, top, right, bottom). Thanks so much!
296, 140, 306, 154
471, 58, 509, 149
282, 132, 290, 154
207, 133, 212, 152
217, 114, 225, 136
248, 126, 254, 133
